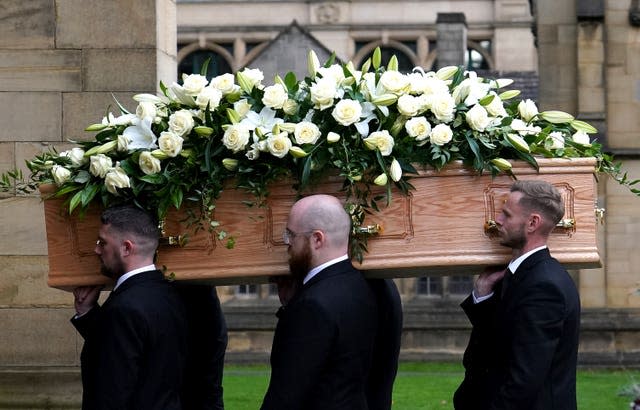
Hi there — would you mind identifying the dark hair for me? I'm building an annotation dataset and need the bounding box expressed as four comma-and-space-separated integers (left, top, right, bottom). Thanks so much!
100, 205, 160, 251
511, 180, 564, 226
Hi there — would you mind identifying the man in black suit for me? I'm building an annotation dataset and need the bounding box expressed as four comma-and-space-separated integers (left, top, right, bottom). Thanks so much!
366, 278, 403, 410
453, 180, 580, 410
71, 205, 188, 410
261, 194, 378, 410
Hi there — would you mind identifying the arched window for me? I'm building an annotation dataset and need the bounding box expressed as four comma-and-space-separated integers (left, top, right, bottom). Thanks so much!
178, 44, 234, 80
354, 41, 418, 73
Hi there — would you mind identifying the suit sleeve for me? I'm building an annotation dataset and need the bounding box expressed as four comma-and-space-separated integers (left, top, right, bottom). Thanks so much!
490, 280, 566, 409
261, 298, 334, 410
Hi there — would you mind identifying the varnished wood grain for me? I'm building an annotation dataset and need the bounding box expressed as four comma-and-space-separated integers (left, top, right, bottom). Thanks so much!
42, 158, 600, 290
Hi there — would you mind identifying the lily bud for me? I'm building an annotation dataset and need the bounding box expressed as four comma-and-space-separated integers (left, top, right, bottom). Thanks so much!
222, 158, 238, 171
372, 47, 382, 70
194, 126, 214, 137
373, 173, 388, 186
226, 108, 241, 124
96, 140, 117, 154
372, 94, 398, 106
436, 66, 459, 81
85, 123, 108, 132
236, 71, 254, 94
491, 158, 512, 171
387, 55, 399, 71
570, 119, 597, 134
390, 159, 402, 182
363, 138, 378, 151
539, 110, 574, 124
360, 58, 371, 73
499, 90, 521, 100
289, 146, 308, 158
279, 123, 296, 133
506, 134, 530, 153
307, 50, 320, 79
151, 149, 169, 160
327, 132, 341, 143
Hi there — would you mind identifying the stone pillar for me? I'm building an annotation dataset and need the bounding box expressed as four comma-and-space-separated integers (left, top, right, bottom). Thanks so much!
493, 0, 537, 71
436, 13, 467, 68
0, 0, 176, 406
535, 0, 577, 112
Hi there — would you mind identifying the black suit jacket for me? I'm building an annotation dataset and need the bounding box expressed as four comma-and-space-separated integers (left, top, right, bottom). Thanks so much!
261, 260, 378, 410
366, 278, 403, 410
454, 248, 580, 410
174, 283, 228, 410
71, 270, 188, 410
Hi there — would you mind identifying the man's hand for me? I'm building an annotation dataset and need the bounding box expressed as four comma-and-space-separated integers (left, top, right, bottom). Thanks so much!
73, 285, 103, 316
474, 266, 508, 297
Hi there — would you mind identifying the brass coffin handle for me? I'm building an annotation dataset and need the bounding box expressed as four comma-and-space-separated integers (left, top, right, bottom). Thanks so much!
484, 218, 576, 233
158, 220, 187, 247
354, 224, 383, 235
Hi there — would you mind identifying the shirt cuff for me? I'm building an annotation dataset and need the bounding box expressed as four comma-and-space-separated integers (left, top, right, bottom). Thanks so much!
472, 290, 494, 304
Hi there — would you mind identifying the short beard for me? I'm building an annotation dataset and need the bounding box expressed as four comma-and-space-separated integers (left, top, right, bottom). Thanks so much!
100, 259, 125, 279
288, 240, 312, 280
499, 224, 526, 250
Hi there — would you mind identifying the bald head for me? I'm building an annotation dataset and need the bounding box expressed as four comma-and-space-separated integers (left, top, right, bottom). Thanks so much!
290, 194, 351, 252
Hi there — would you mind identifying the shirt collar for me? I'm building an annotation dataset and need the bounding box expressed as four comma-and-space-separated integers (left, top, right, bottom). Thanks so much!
114, 264, 156, 290
507, 245, 547, 274
303, 254, 349, 285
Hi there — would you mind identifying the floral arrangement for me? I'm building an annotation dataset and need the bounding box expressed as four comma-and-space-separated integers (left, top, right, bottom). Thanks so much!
1, 48, 633, 258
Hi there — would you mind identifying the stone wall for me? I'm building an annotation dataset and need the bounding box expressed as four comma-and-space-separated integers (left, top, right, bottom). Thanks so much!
0, 0, 176, 407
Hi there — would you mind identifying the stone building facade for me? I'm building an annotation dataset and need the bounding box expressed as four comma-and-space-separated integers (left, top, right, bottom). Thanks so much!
0, 0, 639, 407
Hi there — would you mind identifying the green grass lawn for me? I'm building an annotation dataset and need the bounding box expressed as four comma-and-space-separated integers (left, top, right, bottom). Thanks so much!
222, 362, 640, 409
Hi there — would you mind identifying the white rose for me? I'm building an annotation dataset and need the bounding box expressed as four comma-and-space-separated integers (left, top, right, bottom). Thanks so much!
430, 124, 453, 146
234, 99, 252, 119
420, 76, 450, 97
571, 130, 591, 146
89, 154, 113, 178
332, 99, 362, 126
546, 131, 565, 149
139, 151, 162, 175
52, 165, 71, 185
466, 104, 491, 132
310, 78, 337, 110
61, 147, 87, 166
181, 73, 209, 97
397, 94, 420, 117
364, 130, 394, 156
223, 124, 250, 153
262, 84, 288, 110
405, 117, 432, 141
210, 73, 238, 95
158, 131, 184, 157
196, 86, 223, 111
282, 99, 298, 116
518, 99, 539, 122
117, 134, 129, 152
240, 68, 264, 90
104, 166, 130, 194
294, 121, 321, 145
380, 70, 410, 95
430, 92, 456, 123
136, 101, 157, 120
485, 92, 507, 117
317, 64, 345, 86
267, 132, 292, 158
168, 109, 195, 137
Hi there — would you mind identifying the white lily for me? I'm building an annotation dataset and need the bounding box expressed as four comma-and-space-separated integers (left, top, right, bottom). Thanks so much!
123, 117, 158, 150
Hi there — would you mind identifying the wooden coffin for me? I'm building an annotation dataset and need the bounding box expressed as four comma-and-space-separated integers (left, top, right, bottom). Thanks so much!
42, 157, 600, 290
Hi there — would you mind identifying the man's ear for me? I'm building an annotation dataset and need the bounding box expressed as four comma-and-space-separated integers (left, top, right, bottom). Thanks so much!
309, 230, 325, 250
121, 239, 134, 256
527, 213, 543, 232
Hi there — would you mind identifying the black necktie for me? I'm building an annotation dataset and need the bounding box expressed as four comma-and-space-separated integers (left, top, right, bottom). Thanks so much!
501, 268, 513, 298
